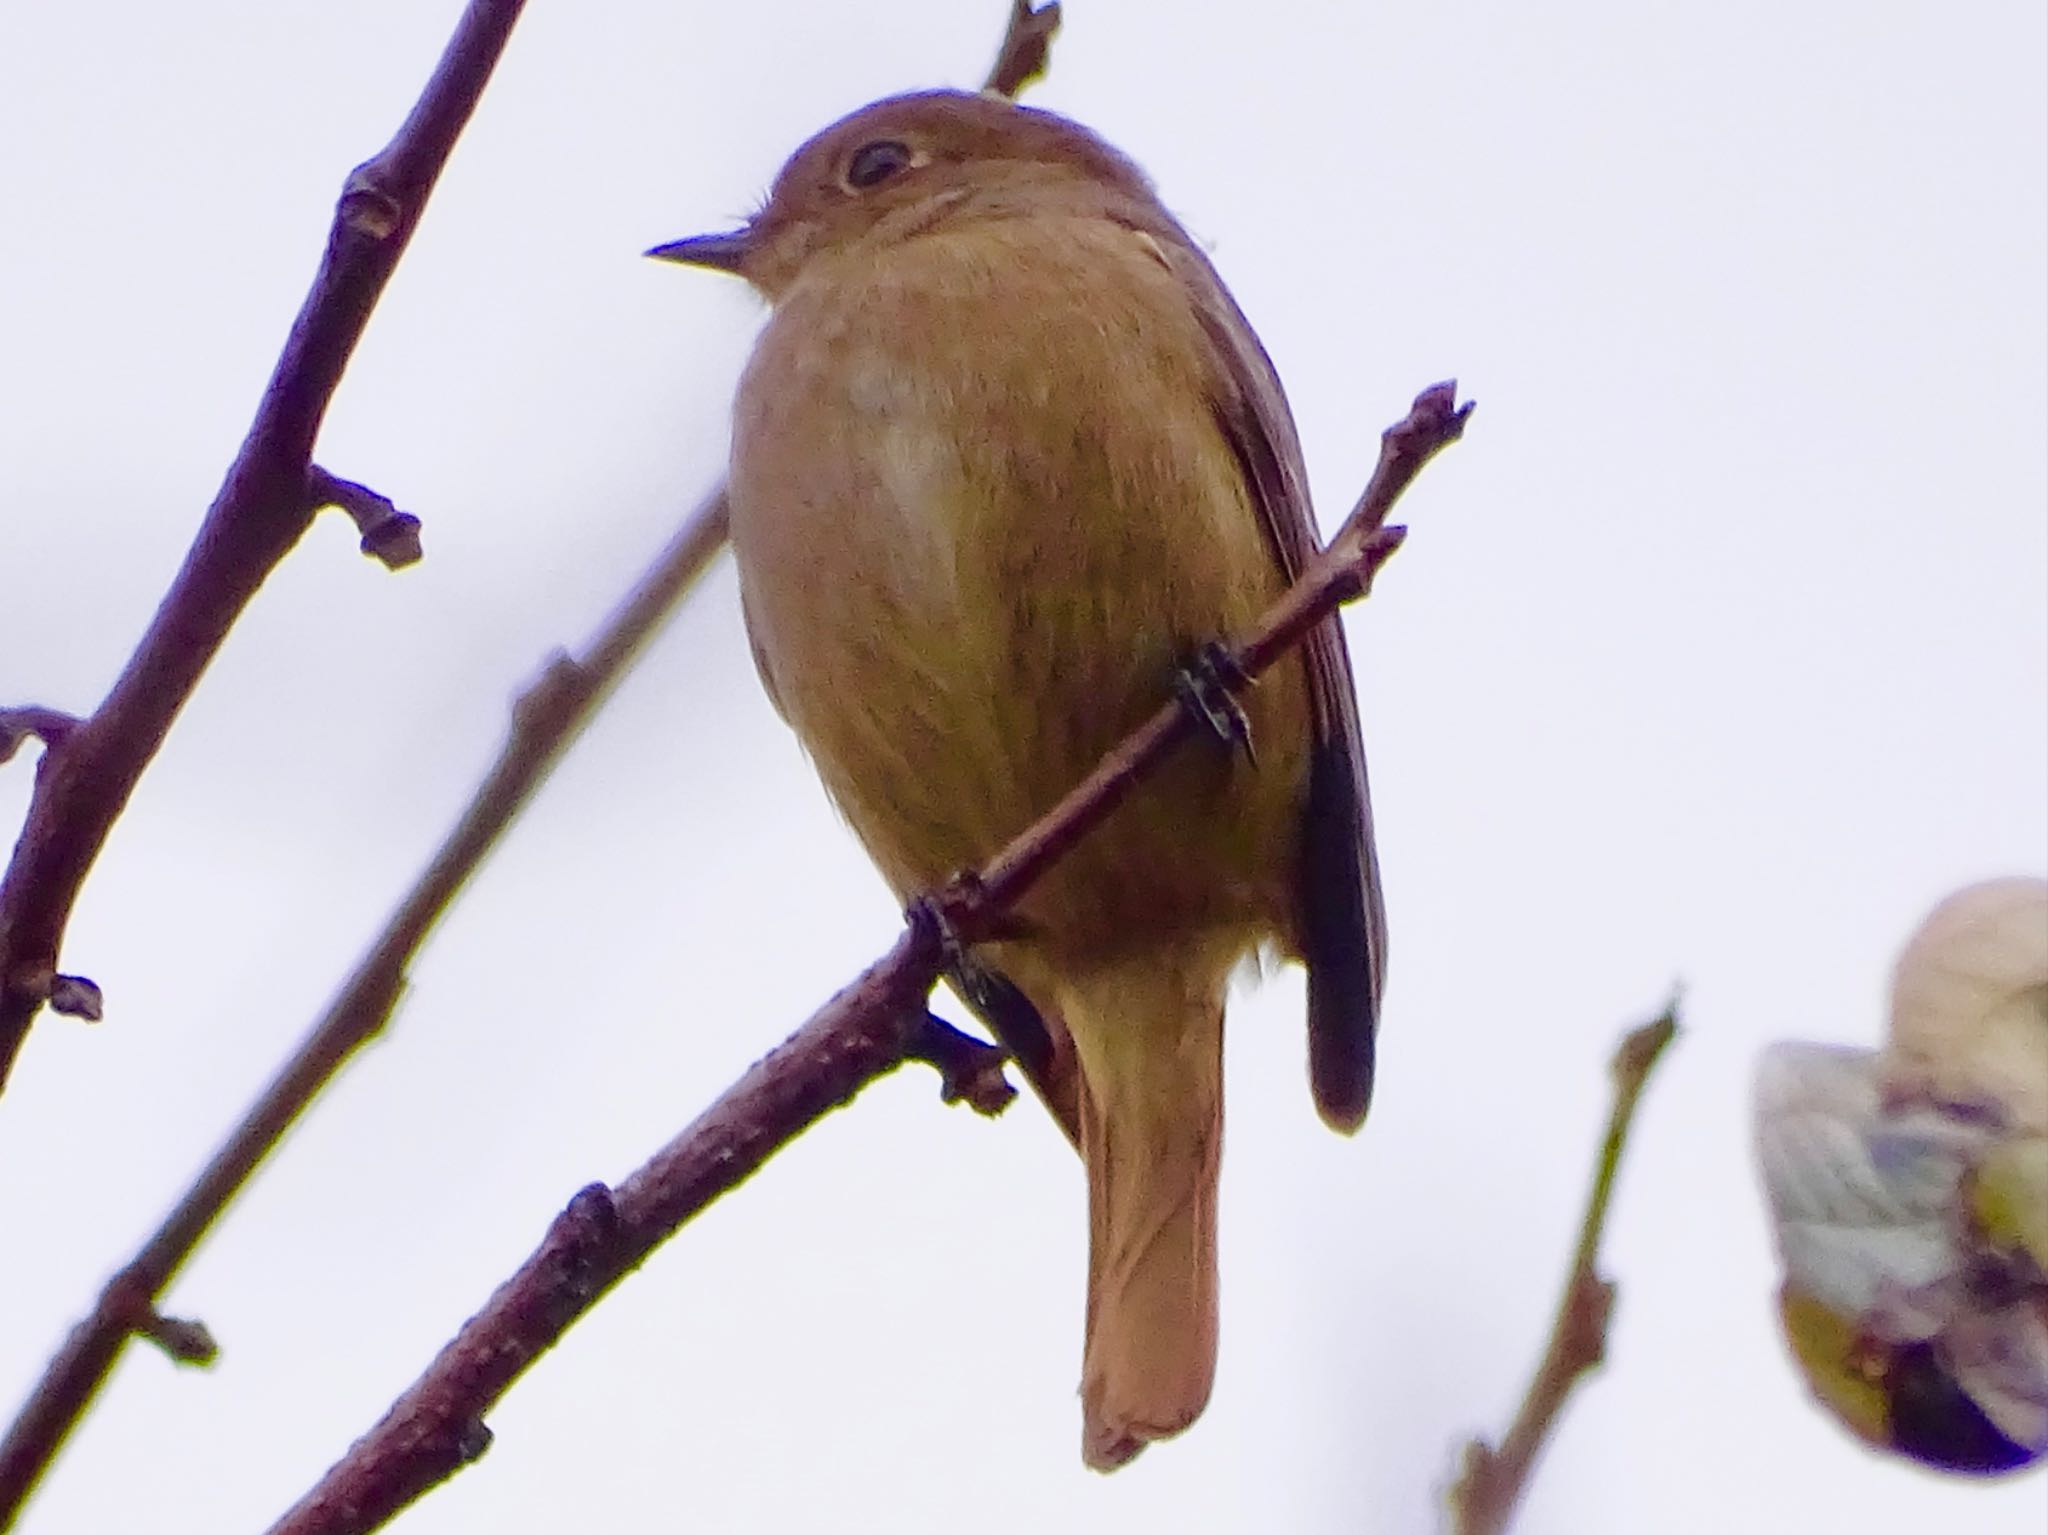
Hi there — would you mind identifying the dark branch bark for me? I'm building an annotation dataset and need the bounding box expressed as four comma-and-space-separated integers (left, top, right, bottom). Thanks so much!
0, 711, 80, 766
261, 382, 1470, 1535
306, 467, 425, 569
0, 4, 544, 1513
0, 0, 529, 1099
983, 2, 1062, 97
0, 6, 1074, 1516
0, 493, 728, 1526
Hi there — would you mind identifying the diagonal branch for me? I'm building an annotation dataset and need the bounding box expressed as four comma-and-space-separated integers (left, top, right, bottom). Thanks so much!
937, 384, 1464, 933
0, 492, 729, 1526
0, 1, 541, 1515
0, 0, 530, 1098
1446, 997, 1682, 1535
0, 5, 1070, 1518
261, 381, 1470, 1535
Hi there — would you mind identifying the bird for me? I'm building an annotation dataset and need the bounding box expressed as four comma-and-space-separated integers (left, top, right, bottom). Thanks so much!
652, 88, 1385, 1468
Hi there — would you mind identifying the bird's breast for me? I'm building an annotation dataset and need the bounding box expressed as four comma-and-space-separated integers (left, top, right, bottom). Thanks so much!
726, 214, 1309, 950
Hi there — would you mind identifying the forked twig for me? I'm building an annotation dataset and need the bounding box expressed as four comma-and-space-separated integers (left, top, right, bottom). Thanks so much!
0, 0, 530, 1097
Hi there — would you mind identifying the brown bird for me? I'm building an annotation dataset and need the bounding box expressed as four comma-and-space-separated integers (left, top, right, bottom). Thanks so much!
653, 89, 1385, 1468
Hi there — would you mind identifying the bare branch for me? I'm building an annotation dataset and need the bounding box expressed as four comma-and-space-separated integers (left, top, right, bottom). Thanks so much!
936, 381, 1466, 934
0, 0, 529, 1097
0, 492, 728, 1523
983, 2, 1062, 98
1446, 997, 1682, 1535
907, 1013, 1019, 1115
0, 710, 80, 766
262, 382, 1469, 1535
306, 467, 424, 570
42, 976, 101, 1023
269, 929, 943, 1535
134, 1311, 219, 1370
0, 1, 1078, 1509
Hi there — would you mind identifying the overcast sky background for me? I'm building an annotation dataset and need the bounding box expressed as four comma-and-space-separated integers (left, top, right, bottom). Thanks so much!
1, 2, 2043, 1531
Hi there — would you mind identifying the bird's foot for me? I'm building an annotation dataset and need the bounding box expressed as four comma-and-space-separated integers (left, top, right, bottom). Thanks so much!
1174, 641, 1256, 766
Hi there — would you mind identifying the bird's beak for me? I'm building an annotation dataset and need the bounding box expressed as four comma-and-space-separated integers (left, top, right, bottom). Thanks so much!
645, 228, 753, 275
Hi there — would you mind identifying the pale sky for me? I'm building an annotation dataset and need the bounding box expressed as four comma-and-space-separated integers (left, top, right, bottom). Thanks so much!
1, 2, 2043, 1532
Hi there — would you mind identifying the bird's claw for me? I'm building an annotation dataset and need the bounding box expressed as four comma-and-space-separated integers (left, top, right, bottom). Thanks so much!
1174, 641, 1256, 766
908, 879, 982, 975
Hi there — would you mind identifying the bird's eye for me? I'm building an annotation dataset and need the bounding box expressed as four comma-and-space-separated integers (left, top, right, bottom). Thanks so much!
845, 139, 915, 190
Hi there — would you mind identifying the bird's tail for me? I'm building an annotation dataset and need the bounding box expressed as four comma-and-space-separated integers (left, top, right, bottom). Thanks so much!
1061, 957, 1226, 1470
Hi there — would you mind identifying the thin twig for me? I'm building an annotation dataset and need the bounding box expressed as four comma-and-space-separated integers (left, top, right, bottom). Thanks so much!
906, 1012, 1019, 1114
0, 3, 1072, 1514
0, 0, 529, 1098
306, 466, 424, 569
0, 493, 728, 1524
937, 381, 1466, 932
261, 382, 1469, 1535
0, 710, 81, 766
983, 2, 1062, 97
1446, 998, 1682, 1535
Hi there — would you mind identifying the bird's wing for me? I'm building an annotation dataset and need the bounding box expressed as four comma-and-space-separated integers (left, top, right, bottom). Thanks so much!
1152, 231, 1388, 1132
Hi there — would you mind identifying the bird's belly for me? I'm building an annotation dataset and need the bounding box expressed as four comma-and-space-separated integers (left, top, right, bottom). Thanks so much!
728, 243, 1311, 957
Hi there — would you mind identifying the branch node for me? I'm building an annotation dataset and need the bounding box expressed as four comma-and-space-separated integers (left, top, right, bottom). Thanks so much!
508, 652, 593, 739
306, 467, 425, 569
982, 2, 1062, 98
1563, 1272, 1617, 1367
337, 173, 405, 241
907, 1014, 1018, 1116
1613, 1000, 1680, 1086
453, 1417, 493, 1464
136, 1309, 220, 1368
47, 974, 103, 1022
1326, 524, 1410, 606
1391, 380, 1473, 453
1451, 1440, 1501, 1515
0, 707, 83, 765
554, 1184, 621, 1304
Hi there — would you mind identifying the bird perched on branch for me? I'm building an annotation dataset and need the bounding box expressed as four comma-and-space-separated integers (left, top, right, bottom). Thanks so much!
653, 89, 1384, 1467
